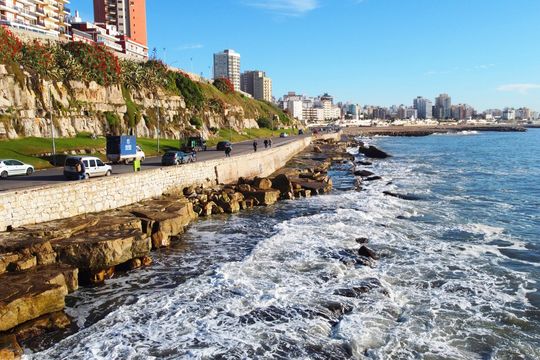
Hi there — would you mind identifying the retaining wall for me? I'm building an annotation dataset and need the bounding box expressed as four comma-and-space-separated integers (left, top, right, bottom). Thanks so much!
0, 133, 340, 231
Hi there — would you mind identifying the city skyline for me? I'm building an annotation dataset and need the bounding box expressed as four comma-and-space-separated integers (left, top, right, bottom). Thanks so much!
69, 0, 540, 111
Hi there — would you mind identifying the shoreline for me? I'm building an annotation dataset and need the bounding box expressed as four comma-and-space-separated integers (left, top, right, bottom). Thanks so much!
342, 124, 526, 137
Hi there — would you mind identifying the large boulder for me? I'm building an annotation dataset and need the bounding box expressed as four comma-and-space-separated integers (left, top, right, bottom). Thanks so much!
272, 174, 295, 199
253, 177, 273, 190
358, 145, 390, 159
242, 189, 280, 206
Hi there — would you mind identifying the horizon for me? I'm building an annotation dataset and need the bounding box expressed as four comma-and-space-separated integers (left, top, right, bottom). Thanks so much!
70, 0, 540, 112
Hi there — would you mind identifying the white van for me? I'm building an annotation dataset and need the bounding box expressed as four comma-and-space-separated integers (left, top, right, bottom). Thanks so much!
64, 156, 112, 180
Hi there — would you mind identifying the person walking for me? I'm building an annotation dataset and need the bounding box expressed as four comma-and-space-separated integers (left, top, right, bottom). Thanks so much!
76, 159, 86, 180
133, 158, 141, 172
268, 139, 272, 148
225, 144, 232, 157
264, 139, 268, 149
253, 140, 258, 152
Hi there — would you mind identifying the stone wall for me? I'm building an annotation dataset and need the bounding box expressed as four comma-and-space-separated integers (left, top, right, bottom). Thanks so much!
0, 136, 346, 231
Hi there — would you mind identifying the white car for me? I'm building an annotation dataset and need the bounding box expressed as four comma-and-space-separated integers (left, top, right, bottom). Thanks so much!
64, 156, 112, 180
0, 159, 34, 178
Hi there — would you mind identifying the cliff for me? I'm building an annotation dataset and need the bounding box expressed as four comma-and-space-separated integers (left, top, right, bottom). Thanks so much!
0, 27, 291, 140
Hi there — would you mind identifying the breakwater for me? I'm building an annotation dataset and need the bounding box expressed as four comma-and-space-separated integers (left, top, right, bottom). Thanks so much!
343, 124, 526, 137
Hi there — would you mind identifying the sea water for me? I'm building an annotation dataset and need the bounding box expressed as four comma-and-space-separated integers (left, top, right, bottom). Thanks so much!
28, 129, 540, 359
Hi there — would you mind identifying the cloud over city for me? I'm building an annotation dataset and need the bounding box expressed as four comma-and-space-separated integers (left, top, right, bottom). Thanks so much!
243, 0, 319, 16
497, 83, 540, 94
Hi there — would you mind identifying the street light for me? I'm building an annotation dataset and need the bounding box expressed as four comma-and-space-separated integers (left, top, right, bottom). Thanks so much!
49, 88, 56, 166
157, 107, 160, 154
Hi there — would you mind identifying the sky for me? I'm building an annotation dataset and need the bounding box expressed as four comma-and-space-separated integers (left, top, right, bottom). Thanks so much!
70, 0, 540, 111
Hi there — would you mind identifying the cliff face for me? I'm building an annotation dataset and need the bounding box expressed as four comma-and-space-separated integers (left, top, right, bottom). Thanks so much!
0, 64, 266, 139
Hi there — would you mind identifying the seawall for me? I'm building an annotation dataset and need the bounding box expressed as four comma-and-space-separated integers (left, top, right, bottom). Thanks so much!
0, 134, 340, 231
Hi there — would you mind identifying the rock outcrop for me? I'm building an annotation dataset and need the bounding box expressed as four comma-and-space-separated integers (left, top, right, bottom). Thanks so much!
358, 145, 391, 159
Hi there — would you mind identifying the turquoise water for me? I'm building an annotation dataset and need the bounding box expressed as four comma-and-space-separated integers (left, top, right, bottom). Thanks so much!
30, 129, 540, 359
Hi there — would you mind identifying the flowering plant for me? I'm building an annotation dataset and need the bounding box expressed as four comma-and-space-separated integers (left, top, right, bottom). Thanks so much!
213, 78, 235, 93
0, 26, 23, 63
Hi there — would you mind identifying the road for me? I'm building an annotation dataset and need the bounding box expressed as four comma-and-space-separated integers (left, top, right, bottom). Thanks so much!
0, 135, 307, 192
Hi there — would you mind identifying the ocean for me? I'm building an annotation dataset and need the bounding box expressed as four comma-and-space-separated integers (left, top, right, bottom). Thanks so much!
28, 129, 540, 359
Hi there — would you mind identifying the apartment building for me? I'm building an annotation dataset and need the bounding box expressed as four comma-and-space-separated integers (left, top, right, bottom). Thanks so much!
241, 70, 272, 102
93, 0, 147, 46
0, 0, 71, 37
214, 49, 241, 91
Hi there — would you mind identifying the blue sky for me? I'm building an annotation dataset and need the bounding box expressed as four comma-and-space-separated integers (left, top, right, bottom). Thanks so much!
70, 0, 540, 111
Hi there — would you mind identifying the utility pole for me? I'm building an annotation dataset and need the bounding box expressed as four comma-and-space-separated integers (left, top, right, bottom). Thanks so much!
49, 88, 56, 166
157, 107, 160, 153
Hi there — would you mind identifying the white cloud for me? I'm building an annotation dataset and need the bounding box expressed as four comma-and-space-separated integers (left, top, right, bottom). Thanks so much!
243, 0, 319, 16
175, 44, 204, 51
497, 83, 540, 94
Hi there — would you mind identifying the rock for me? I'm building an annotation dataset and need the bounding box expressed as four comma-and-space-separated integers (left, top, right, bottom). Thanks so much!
0, 266, 71, 332
201, 202, 216, 216
52, 229, 151, 270
183, 186, 195, 196
358, 145, 390, 159
383, 191, 422, 201
242, 189, 280, 206
0, 253, 20, 274
9, 311, 70, 342
90, 267, 115, 284
291, 179, 332, 195
0, 335, 22, 360
356, 160, 372, 166
272, 174, 295, 199
253, 177, 273, 190
365, 176, 382, 181
358, 245, 379, 260
237, 184, 252, 192
141, 256, 153, 267
313, 145, 323, 153
355, 237, 369, 244
10, 255, 37, 271
128, 258, 142, 270
220, 199, 241, 214
333, 278, 388, 298
353, 170, 374, 177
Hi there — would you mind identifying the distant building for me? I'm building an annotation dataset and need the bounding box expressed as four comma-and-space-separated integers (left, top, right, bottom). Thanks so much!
435, 93, 452, 119
287, 100, 303, 121
93, 0, 147, 46
303, 108, 325, 123
413, 96, 433, 119
241, 71, 272, 102
0, 0, 71, 38
214, 49, 241, 91
502, 108, 516, 121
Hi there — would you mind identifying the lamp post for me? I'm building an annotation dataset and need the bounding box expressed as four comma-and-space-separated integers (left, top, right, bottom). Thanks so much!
49, 88, 56, 166
157, 107, 160, 154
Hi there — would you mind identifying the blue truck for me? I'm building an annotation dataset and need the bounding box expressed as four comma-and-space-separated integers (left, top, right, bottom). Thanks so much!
106, 136, 146, 164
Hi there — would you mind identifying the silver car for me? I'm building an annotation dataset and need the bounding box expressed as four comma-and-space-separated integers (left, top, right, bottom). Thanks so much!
0, 159, 35, 179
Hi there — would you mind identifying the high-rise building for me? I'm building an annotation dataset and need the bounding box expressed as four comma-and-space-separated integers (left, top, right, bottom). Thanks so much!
0, 0, 71, 37
413, 96, 433, 119
93, 0, 147, 46
241, 71, 272, 102
435, 93, 452, 119
287, 100, 303, 121
213, 49, 241, 91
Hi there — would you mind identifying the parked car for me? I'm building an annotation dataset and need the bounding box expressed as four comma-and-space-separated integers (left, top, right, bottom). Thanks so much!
0, 159, 34, 179
64, 156, 112, 180
161, 151, 196, 166
279, 132, 289, 138
216, 141, 232, 151
182, 136, 208, 152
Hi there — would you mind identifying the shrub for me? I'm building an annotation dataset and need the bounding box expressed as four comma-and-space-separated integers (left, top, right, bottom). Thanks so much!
189, 116, 203, 129
61, 42, 121, 85
213, 78, 235, 93
173, 73, 205, 110
0, 26, 22, 63
21, 40, 55, 77
122, 87, 141, 128
105, 111, 120, 128
257, 118, 272, 129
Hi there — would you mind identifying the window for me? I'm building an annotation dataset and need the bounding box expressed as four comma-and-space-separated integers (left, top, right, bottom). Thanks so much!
90, 160, 97, 167
83, 160, 89, 167
96, 159, 105, 167
12, 160, 23, 166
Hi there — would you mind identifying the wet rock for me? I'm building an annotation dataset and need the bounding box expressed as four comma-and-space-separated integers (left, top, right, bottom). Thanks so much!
365, 176, 382, 181
333, 278, 388, 298
355, 237, 369, 244
0, 253, 20, 275
353, 170, 374, 177
272, 174, 295, 199
183, 185, 195, 196
220, 199, 241, 214
253, 177, 273, 190
141, 255, 153, 267
356, 160, 373, 166
313, 145, 323, 153
9, 255, 37, 272
9, 311, 70, 342
358, 145, 390, 159
237, 184, 252, 192
358, 245, 379, 260
383, 191, 421, 201
90, 267, 115, 284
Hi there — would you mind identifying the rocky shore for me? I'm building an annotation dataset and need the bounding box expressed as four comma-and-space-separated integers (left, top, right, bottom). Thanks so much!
343, 124, 526, 137
0, 138, 359, 358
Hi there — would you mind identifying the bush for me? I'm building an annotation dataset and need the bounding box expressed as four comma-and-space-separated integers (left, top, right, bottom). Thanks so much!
172, 73, 205, 110
61, 42, 121, 85
105, 111, 120, 128
189, 116, 203, 129
0, 26, 22, 64
213, 78, 235, 93
21, 40, 55, 77
257, 118, 273, 129
122, 87, 141, 128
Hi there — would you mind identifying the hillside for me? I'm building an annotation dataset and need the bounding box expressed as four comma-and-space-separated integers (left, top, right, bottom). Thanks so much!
0, 26, 292, 141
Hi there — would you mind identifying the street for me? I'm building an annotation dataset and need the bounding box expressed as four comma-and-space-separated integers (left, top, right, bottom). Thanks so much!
0, 135, 306, 192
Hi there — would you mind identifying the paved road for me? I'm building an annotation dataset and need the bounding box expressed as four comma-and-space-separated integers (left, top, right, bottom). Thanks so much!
0, 135, 307, 192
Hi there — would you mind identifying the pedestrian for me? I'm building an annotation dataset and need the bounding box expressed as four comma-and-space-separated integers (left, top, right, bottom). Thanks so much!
253, 140, 258, 152
268, 139, 272, 148
264, 139, 268, 149
133, 158, 141, 172
225, 144, 232, 157
76, 159, 86, 180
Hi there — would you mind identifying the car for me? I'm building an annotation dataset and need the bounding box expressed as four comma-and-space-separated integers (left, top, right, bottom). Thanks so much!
64, 156, 112, 180
0, 159, 34, 179
216, 141, 232, 151
161, 151, 196, 166
298, 129, 305, 135
279, 132, 289, 138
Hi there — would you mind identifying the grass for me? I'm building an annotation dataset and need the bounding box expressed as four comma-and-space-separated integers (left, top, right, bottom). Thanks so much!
0, 129, 298, 169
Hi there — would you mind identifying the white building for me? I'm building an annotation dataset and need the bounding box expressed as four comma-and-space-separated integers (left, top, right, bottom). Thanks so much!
502, 108, 516, 121
213, 49, 241, 91
287, 100, 303, 121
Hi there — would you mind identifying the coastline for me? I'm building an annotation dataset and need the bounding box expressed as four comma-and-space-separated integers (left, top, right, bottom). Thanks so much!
342, 124, 526, 137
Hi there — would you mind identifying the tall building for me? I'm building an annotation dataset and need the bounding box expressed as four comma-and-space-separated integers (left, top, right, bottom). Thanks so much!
213, 49, 241, 91
93, 0, 147, 46
241, 71, 272, 102
287, 100, 303, 121
435, 93, 452, 119
413, 96, 433, 119
0, 0, 71, 37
